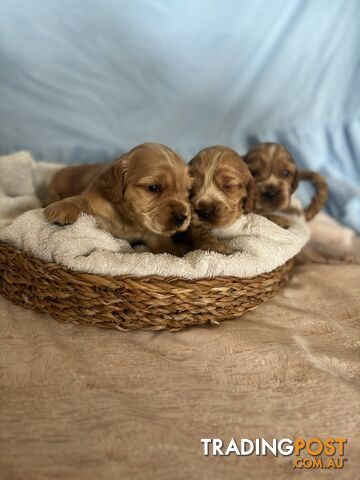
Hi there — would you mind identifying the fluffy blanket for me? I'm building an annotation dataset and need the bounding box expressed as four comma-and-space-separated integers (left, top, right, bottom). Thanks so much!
0, 152, 309, 279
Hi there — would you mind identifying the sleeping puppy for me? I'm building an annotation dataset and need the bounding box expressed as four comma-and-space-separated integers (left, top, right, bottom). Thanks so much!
186, 145, 255, 254
243, 142, 328, 227
243, 142, 299, 229
44, 143, 192, 254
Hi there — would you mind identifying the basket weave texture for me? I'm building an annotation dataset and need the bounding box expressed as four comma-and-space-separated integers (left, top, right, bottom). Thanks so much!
0, 242, 294, 331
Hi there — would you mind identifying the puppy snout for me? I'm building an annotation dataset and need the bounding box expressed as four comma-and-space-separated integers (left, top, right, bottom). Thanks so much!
196, 207, 213, 221
262, 189, 279, 200
173, 213, 187, 227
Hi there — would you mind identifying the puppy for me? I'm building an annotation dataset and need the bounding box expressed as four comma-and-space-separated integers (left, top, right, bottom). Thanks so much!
44, 143, 192, 254
243, 142, 328, 227
186, 146, 255, 254
243, 142, 299, 228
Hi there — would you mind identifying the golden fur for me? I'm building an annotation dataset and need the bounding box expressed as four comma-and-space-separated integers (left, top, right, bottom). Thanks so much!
244, 143, 298, 210
243, 142, 328, 228
44, 143, 192, 254
186, 146, 255, 253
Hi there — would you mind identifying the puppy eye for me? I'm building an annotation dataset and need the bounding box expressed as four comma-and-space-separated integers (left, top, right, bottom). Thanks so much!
250, 169, 258, 177
283, 170, 291, 177
147, 184, 161, 193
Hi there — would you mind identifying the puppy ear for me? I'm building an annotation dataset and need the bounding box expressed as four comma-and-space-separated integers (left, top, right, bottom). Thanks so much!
99, 156, 127, 204
291, 170, 299, 193
242, 153, 250, 164
244, 176, 255, 213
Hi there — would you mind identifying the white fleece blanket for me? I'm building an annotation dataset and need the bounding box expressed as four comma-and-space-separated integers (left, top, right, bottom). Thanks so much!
0, 152, 310, 279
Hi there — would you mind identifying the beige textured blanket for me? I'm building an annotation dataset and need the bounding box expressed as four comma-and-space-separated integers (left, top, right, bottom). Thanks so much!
1, 161, 360, 479
1, 213, 360, 479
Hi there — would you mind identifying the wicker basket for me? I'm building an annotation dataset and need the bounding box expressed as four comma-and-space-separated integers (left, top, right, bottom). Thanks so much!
0, 241, 294, 331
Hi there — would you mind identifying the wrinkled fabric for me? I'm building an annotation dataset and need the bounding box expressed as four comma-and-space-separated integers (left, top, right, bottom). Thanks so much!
0, 214, 360, 479
0, 0, 359, 231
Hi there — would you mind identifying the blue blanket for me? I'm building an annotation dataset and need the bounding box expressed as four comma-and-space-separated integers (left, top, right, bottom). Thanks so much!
1, 0, 359, 230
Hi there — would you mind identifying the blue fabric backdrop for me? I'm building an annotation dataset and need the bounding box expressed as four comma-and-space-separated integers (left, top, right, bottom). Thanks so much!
0, 0, 359, 230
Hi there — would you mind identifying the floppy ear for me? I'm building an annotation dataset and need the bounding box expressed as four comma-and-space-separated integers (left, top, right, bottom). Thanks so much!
291, 169, 299, 193
244, 175, 255, 213
242, 152, 250, 165
99, 156, 127, 204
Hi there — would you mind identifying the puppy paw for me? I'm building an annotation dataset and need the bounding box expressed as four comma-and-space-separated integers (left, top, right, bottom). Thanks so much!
152, 242, 184, 256
213, 243, 235, 255
277, 218, 291, 229
44, 203, 78, 225
44, 196, 92, 225
166, 244, 184, 257
199, 239, 234, 255
264, 214, 291, 230
146, 236, 184, 256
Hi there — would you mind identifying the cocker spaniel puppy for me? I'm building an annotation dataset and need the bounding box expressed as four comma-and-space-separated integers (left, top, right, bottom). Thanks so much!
243, 142, 328, 228
44, 143, 192, 254
186, 145, 255, 254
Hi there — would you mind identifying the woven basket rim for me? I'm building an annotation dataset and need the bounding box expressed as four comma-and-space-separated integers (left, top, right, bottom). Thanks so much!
0, 240, 292, 283
0, 240, 295, 330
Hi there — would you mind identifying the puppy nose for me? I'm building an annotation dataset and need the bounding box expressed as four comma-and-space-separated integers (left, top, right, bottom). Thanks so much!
173, 213, 187, 227
263, 190, 278, 199
196, 208, 212, 220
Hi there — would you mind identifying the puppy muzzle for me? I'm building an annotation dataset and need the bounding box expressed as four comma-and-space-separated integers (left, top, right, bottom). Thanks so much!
256, 184, 290, 211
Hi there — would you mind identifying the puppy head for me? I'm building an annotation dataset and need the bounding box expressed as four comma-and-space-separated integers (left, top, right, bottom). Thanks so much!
100, 143, 192, 236
189, 146, 255, 227
243, 142, 299, 212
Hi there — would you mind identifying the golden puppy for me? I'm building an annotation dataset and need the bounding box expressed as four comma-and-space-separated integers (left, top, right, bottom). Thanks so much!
186, 146, 255, 254
243, 142, 328, 227
44, 143, 192, 254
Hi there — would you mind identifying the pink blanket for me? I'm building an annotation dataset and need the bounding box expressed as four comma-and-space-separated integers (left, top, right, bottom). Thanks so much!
0, 213, 359, 479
